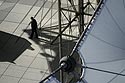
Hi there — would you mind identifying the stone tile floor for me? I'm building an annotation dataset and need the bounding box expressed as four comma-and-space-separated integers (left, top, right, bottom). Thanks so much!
0, 0, 58, 83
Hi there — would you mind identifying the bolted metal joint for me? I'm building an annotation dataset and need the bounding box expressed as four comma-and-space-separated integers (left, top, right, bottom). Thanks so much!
59, 56, 76, 73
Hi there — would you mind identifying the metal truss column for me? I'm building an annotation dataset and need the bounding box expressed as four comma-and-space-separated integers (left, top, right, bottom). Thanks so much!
78, 0, 84, 35
58, 0, 63, 83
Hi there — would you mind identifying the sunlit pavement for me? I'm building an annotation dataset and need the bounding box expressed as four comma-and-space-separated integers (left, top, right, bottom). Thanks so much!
0, 0, 58, 83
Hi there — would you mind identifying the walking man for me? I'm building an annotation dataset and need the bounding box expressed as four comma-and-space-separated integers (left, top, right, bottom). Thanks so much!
29, 17, 38, 39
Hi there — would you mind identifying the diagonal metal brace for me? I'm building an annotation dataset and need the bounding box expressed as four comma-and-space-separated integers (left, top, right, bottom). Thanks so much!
50, 14, 79, 45
50, 2, 90, 45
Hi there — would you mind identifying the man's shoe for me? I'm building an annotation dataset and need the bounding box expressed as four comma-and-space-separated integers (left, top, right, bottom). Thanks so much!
29, 37, 32, 39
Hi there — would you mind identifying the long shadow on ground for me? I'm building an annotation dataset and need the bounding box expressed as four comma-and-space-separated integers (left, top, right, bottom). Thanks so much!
0, 31, 31, 63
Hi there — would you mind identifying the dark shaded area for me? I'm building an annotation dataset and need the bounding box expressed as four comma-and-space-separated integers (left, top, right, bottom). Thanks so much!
0, 31, 31, 63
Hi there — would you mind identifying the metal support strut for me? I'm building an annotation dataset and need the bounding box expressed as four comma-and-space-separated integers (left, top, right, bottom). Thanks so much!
39, 56, 76, 83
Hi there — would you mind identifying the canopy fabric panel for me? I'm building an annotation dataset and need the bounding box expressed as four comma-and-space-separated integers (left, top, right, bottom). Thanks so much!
77, 0, 125, 83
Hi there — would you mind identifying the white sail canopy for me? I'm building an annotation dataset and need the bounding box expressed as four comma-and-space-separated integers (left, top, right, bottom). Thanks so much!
77, 0, 125, 83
